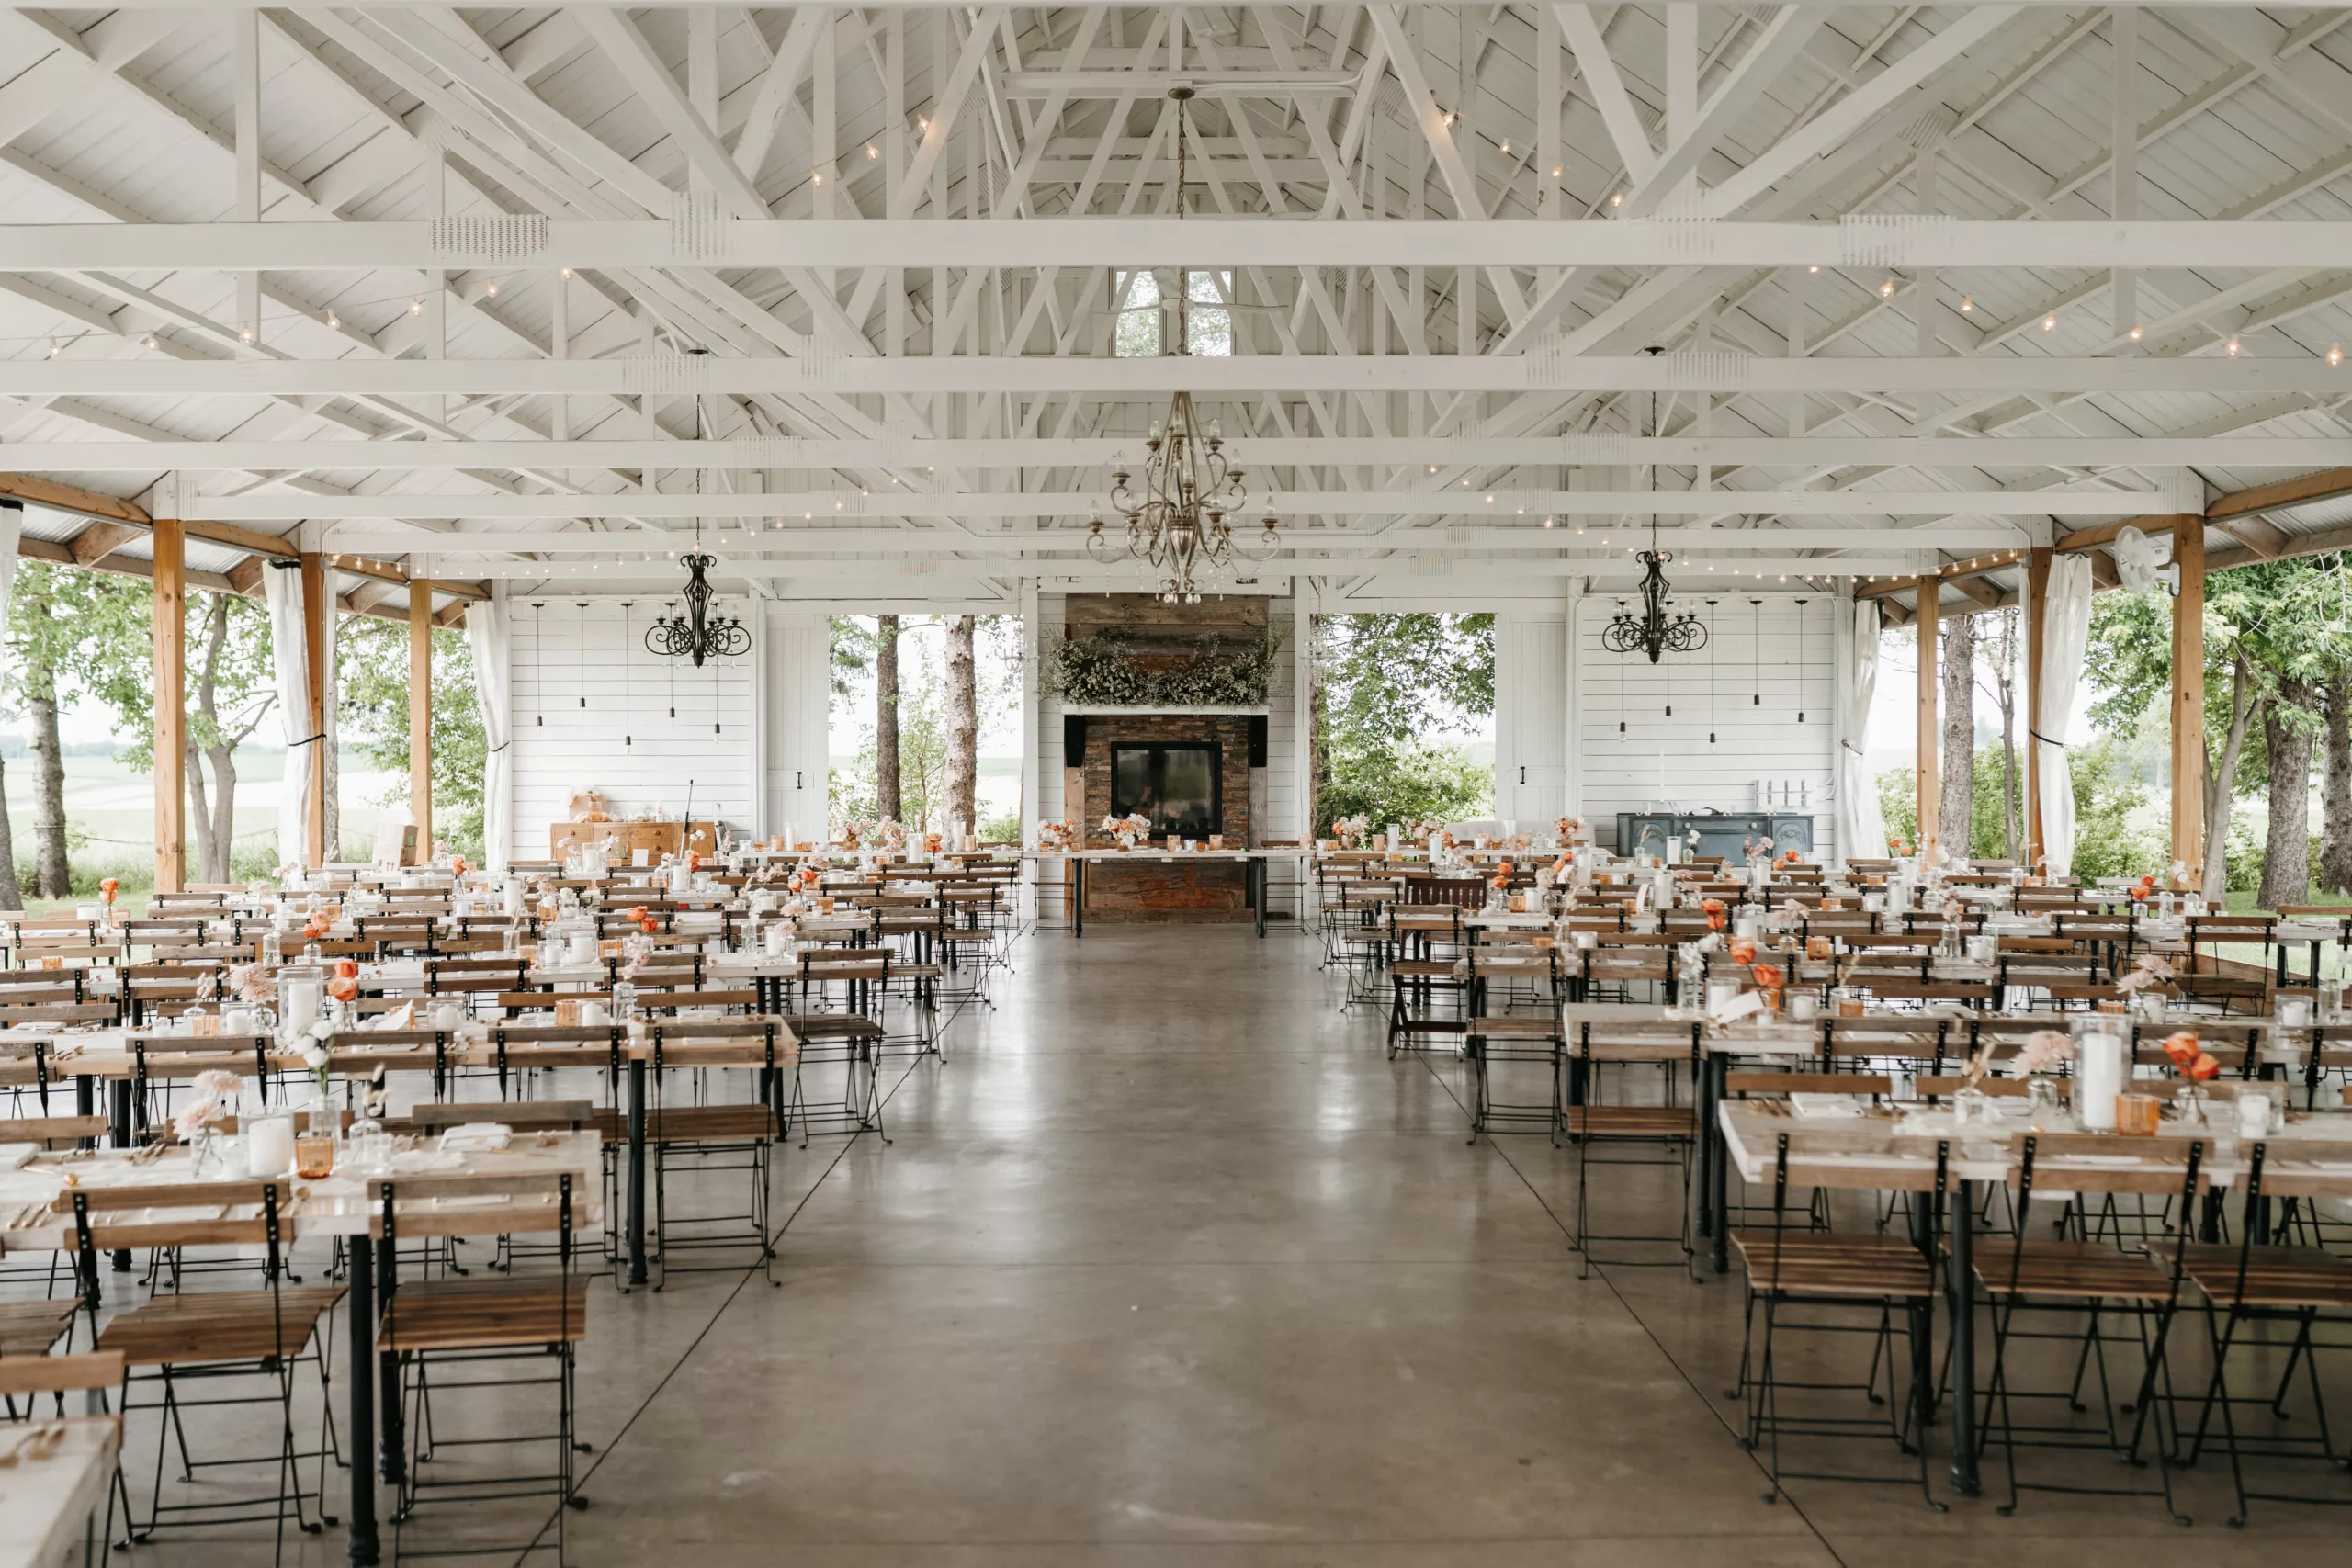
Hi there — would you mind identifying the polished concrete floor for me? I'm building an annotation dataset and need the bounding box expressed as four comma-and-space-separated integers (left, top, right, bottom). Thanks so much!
62, 924, 2352, 1566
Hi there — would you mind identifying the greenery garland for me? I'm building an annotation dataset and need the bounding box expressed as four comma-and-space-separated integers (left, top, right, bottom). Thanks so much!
1042, 632, 1276, 706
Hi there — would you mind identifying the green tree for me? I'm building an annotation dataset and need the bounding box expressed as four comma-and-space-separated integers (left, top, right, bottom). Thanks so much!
2085, 558, 2352, 899
337, 618, 487, 859
1312, 612, 1495, 831
59, 576, 278, 883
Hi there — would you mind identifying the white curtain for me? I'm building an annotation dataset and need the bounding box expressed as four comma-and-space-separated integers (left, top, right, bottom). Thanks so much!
1838, 600, 1887, 863
2036, 555, 2094, 879
0, 501, 20, 627
262, 563, 315, 867
466, 592, 514, 871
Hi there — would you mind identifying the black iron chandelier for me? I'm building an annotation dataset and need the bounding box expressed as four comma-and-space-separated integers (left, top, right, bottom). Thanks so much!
644, 553, 749, 666
1089, 86, 1278, 604
1602, 524, 1709, 663
643, 349, 750, 667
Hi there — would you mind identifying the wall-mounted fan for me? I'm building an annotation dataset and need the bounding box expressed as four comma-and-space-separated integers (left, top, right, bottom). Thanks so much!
2111, 525, 2180, 595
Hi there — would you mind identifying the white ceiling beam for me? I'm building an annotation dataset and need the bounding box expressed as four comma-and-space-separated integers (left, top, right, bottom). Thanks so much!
575, 7, 768, 219
13, 436, 2351, 473
1699, 5, 2022, 217
10, 217, 2346, 271
11, 355, 2339, 398
1554, 4, 1657, 183
1620, 6, 1831, 218
210, 489, 2157, 521
324, 525, 2022, 555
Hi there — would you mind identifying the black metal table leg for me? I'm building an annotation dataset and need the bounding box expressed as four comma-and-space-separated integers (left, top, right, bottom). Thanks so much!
74, 1073, 96, 1145
1948, 1178, 1979, 1495
1073, 857, 1085, 938
377, 1235, 401, 1483
1703, 1053, 1729, 1274
1253, 857, 1266, 938
1907, 1187, 1938, 1424
346, 1235, 380, 1566
107, 1078, 134, 1271
627, 1056, 650, 1287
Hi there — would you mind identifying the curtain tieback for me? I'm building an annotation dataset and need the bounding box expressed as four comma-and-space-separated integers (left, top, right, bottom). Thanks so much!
2029, 728, 2066, 750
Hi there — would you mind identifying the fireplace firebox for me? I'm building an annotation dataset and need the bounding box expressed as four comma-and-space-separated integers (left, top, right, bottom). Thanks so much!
1109, 743, 1223, 839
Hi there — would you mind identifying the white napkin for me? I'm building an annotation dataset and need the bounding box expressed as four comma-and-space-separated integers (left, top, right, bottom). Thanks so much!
437, 1124, 512, 1154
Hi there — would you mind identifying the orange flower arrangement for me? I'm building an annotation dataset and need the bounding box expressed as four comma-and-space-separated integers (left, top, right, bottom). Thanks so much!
451, 856, 469, 876
1728, 936, 1758, 966
621, 906, 648, 925
98, 876, 119, 906
1750, 962, 1785, 991
1489, 859, 1516, 892
1700, 897, 1728, 932
302, 913, 332, 941
1781, 848, 1800, 864
2161, 1031, 2221, 1082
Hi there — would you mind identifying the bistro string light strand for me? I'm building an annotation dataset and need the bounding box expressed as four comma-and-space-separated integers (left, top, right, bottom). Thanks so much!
530, 604, 545, 727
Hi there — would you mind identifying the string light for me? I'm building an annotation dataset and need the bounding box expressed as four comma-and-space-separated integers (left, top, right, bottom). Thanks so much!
2041, 314, 2056, 332
865, 143, 879, 159
2128, 325, 2143, 341
1807, 265, 1819, 274
409, 299, 423, 314
1551, 165, 1562, 178
1498, 139, 1510, 154
811, 170, 824, 185
1960, 295, 1973, 312
1879, 278, 1896, 298
1611, 191, 1623, 206
560, 266, 573, 278
327, 311, 339, 329
2225, 336, 2242, 356
2331, 344, 2344, 367
485, 281, 498, 297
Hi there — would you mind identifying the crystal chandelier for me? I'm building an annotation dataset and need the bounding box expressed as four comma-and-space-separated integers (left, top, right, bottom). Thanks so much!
1090, 86, 1278, 604
1602, 523, 1709, 663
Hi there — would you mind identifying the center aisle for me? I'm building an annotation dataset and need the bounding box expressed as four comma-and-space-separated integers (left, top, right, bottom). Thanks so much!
568, 926, 1838, 1566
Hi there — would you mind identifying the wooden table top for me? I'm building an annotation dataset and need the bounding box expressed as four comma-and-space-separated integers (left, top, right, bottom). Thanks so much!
0, 1416, 118, 1568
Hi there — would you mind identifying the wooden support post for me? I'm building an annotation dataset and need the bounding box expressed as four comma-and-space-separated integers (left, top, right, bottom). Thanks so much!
409, 580, 433, 853
301, 551, 328, 866
2024, 547, 2051, 869
1916, 578, 1939, 858
152, 517, 187, 893
2171, 517, 2206, 883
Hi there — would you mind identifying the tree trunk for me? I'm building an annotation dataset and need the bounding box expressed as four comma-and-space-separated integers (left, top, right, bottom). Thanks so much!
201, 743, 239, 883
875, 614, 902, 821
945, 614, 977, 837
1994, 610, 2019, 863
21, 586, 72, 897
2321, 668, 2352, 896
1939, 613, 1975, 859
185, 593, 230, 884
0, 761, 22, 911
186, 733, 218, 882
322, 607, 341, 858
2199, 651, 2263, 902
2258, 677, 2317, 909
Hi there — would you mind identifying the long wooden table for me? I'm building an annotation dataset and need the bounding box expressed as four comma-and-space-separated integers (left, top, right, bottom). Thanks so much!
0, 1134, 601, 1566
4, 1012, 797, 1295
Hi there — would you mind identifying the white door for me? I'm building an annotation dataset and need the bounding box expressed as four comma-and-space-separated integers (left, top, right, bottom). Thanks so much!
763, 611, 830, 844
1494, 613, 1568, 824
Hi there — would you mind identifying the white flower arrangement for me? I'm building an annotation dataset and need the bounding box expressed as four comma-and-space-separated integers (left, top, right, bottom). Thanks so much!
172, 1068, 245, 1143
2013, 1030, 2075, 1077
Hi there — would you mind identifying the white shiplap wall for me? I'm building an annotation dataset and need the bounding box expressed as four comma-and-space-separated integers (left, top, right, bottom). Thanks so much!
1575, 592, 1837, 857
509, 598, 756, 856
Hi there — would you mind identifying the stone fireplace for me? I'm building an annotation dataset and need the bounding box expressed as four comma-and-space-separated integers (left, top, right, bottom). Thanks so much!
1057, 594, 1270, 922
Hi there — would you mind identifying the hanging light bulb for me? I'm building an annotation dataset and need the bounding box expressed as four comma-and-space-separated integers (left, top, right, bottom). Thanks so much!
2330, 344, 2344, 367
1611, 190, 1623, 206
1960, 295, 1973, 312
327, 310, 339, 329
2041, 314, 2057, 332
866, 143, 879, 159
1879, 278, 1896, 298
485, 281, 498, 297
560, 266, 573, 278
409, 299, 423, 314
1498, 139, 1510, 154
2225, 336, 2242, 355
